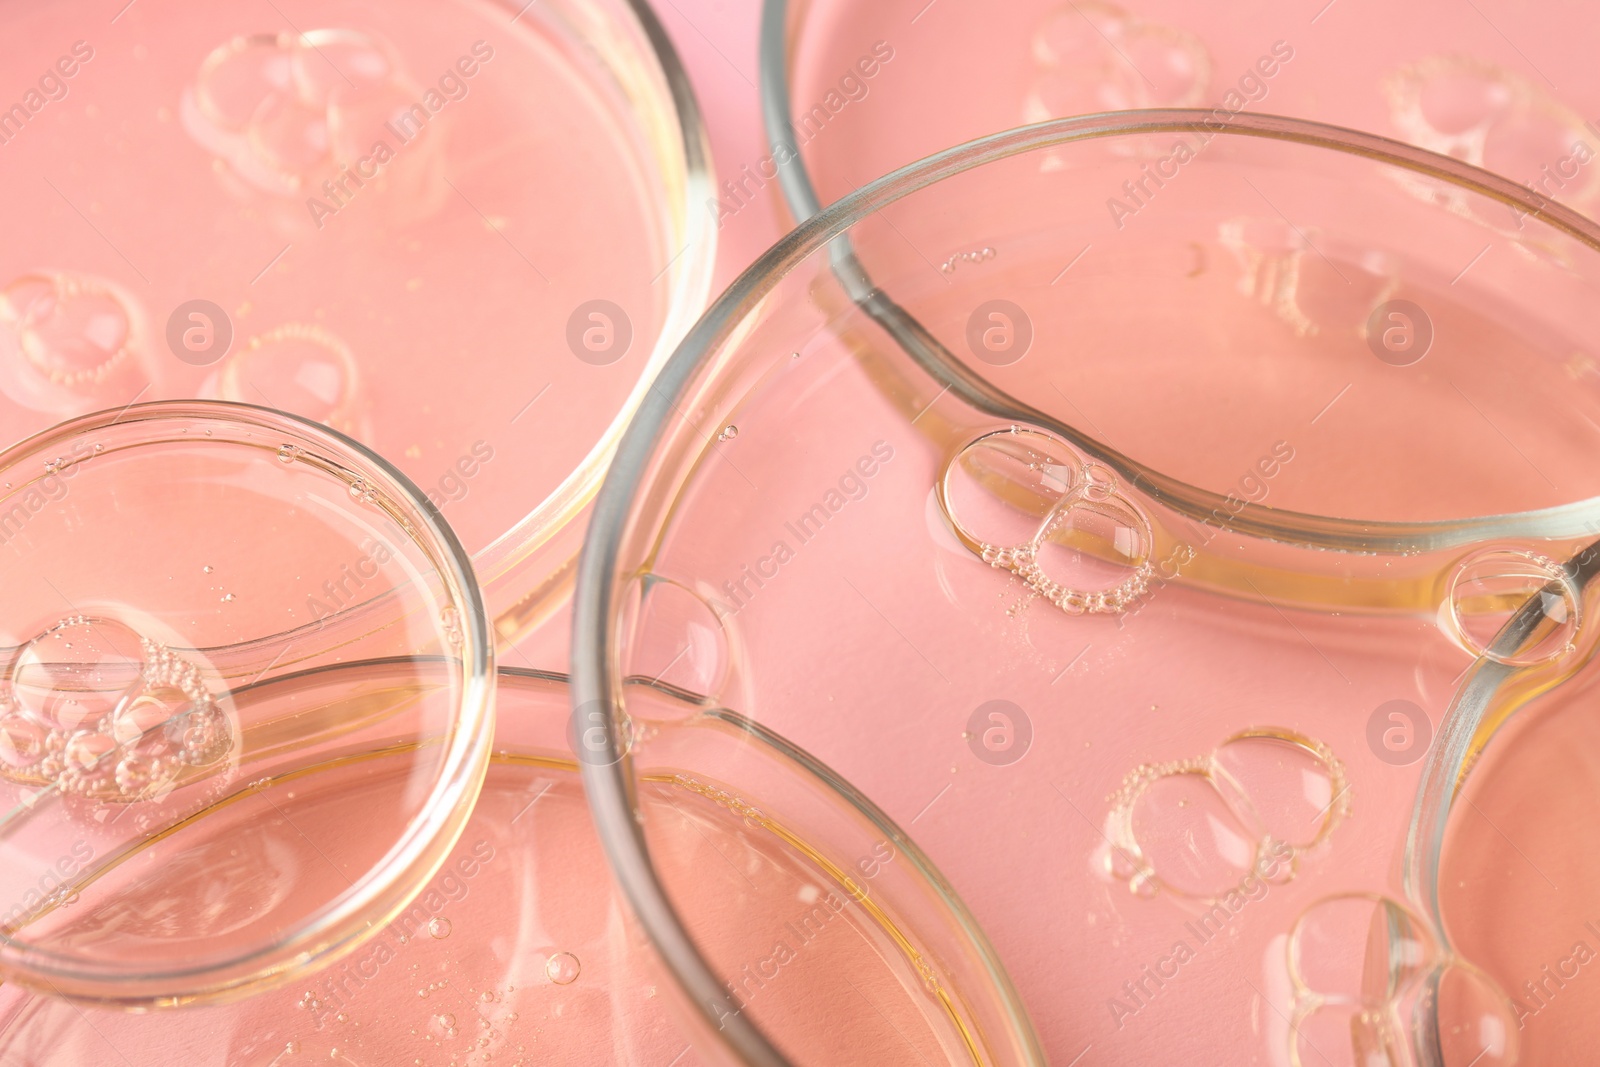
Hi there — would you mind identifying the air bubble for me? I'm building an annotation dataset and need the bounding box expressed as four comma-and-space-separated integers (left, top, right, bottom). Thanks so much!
625, 576, 730, 704
185, 29, 408, 208
1025, 1, 1210, 120
1106, 729, 1347, 901
427, 917, 451, 939
1427, 963, 1519, 1066
717, 424, 738, 442
221, 323, 361, 433
13, 617, 144, 731
1282, 898, 1519, 1067
544, 951, 580, 985
1387, 55, 1600, 218
1288, 894, 1435, 1006
1444, 547, 1580, 666
4, 621, 235, 801
0, 272, 145, 416
1213, 732, 1346, 849
0, 716, 44, 767
1289, 1001, 1407, 1067
939, 428, 1154, 617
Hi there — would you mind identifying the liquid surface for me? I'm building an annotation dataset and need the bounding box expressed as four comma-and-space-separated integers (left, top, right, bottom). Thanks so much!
0, 0, 680, 557
0, 672, 982, 1066
0, 416, 480, 1002
0, 758, 697, 1066
614, 123, 1600, 1064
789, 0, 1600, 224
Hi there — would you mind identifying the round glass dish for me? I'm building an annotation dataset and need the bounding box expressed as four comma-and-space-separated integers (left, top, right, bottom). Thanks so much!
767, 0, 1600, 221
0, 669, 706, 1067
0, 401, 493, 1007
574, 111, 1600, 1066
0, 0, 713, 640
1406, 541, 1600, 1065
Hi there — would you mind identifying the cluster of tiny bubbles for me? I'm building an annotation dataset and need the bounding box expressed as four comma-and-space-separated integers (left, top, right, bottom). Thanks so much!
439, 607, 463, 649
939, 427, 1156, 617
1284, 894, 1519, 1067
939, 246, 996, 274
1100, 728, 1349, 901
2, 616, 234, 803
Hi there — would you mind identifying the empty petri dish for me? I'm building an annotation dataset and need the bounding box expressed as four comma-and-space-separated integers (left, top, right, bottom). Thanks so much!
0, 402, 493, 1005
768, 0, 1600, 221
0, 668, 711, 1066
0, 0, 713, 638
574, 112, 1600, 1065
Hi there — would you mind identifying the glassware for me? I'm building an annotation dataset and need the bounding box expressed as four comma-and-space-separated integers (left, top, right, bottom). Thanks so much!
0, 0, 714, 640
1405, 541, 1600, 1065
0, 668, 713, 1066
767, 0, 1600, 221
0, 402, 493, 1006
573, 110, 1600, 1065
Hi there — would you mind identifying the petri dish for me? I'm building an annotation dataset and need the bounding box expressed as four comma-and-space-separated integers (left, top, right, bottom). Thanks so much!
0, 668, 702, 1067
769, 0, 1600, 221
573, 112, 1600, 1065
0, 0, 713, 639
0, 661, 1039, 1065
1406, 542, 1600, 1066
0, 401, 493, 1006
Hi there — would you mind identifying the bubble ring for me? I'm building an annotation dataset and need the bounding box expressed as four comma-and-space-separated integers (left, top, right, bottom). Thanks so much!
2, 618, 235, 803
1443, 545, 1581, 666
221, 321, 363, 433
3, 272, 138, 390
940, 428, 1156, 616
1104, 728, 1349, 902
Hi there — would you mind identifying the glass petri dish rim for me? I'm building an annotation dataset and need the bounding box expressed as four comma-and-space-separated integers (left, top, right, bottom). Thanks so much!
469, 0, 718, 622
573, 109, 1600, 1066
0, 399, 495, 1007
1403, 538, 1600, 951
